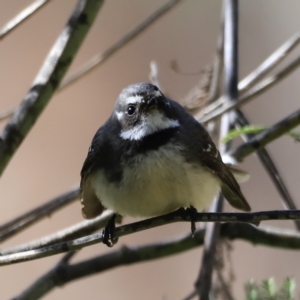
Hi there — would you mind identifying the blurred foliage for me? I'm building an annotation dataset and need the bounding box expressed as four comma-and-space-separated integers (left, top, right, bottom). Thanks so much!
244, 277, 295, 300
221, 125, 300, 143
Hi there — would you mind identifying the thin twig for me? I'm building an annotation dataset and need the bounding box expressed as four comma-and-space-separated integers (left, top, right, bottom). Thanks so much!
238, 32, 300, 93
1, 210, 114, 255
149, 61, 163, 91
0, 0, 105, 175
12, 222, 300, 299
59, 0, 185, 90
234, 109, 300, 230
0, 187, 80, 243
197, 32, 300, 118
0, 0, 51, 40
198, 54, 300, 124
0, 108, 15, 122
231, 108, 300, 161
208, 26, 224, 103
2, 209, 300, 266
215, 268, 236, 300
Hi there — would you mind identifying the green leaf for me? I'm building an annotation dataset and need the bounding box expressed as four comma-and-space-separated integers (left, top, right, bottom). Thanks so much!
245, 280, 259, 300
262, 277, 277, 299
222, 126, 266, 143
278, 278, 296, 300
222, 126, 300, 144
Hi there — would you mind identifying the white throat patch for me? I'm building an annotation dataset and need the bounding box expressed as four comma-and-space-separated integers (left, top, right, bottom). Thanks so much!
120, 111, 179, 141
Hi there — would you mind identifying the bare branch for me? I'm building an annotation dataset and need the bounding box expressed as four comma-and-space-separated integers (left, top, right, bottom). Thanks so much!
198, 54, 300, 124
234, 109, 300, 230
59, 0, 185, 90
231, 108, 300, 161
1, 210, 114, 255
238, 32, 300, 93
196, 1, 238, 298
2, 209, 300, 266
0, 187, 80, 243
0, 0, 105, 175
197, 33, 300, 118
13, 223, 300, 299
0, 0, 51, 40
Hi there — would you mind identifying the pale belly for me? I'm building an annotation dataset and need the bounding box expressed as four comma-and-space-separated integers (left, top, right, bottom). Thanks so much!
92, 144, 220, 217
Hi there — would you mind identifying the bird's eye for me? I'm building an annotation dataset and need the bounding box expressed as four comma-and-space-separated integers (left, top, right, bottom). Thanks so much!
127, 105, 136, 116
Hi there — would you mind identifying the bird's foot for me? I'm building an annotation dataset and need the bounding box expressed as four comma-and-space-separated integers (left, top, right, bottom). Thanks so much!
185, 206, 198, 237
102, 213, 119, 247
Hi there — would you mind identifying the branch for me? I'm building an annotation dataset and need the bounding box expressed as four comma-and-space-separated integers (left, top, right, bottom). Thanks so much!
231, 108, 300, 161
1, 210, 114, 255
2, 209, 300, 266
0, 0, 51, 40
208, 28, 224, 103
198, 54, 300, 124
197, 32, 300, 119
196, 1, 239, 298
0, 0, 105, 175
0, 187, 80, 243
0, 0, 185, 123
13, 222, 300, 299
238, 32, 300, 93
59, 0, 185, 90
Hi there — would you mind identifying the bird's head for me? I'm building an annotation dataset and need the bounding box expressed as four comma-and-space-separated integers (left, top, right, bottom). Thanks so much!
114, 83, 179, 141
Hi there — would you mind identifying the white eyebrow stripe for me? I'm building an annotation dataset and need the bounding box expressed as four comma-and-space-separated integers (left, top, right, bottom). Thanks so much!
125, 95, 143, 105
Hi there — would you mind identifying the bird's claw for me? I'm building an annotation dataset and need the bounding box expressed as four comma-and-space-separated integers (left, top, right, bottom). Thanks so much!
102, 214, 119, 247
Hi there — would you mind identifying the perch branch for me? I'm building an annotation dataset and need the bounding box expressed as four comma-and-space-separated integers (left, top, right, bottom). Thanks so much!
12, 222, 300, 300
1, 210, 114, 255
2, 209, 300, 266
0, 0, 105, 175
0, 187, 80, 243
0, 0, 51, 40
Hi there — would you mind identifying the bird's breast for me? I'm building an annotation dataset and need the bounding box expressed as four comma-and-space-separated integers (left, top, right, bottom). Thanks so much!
92, 143, 220, 217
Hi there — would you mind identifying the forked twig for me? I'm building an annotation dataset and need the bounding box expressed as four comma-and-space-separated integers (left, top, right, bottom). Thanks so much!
233, 109, 300, 230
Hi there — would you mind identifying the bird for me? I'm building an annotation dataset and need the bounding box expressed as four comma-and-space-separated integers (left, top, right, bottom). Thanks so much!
80, 82, 250, 246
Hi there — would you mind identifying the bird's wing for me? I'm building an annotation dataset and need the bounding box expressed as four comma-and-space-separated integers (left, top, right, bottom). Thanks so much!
194, 124, 251, 211
80, 127, 105, 219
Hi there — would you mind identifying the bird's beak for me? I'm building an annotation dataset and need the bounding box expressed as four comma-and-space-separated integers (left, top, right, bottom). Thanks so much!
145, 97, 158, 111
